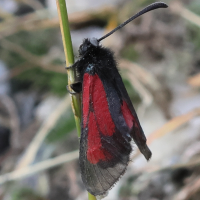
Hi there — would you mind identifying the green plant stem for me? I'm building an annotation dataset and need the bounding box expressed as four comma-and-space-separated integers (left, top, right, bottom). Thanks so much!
56, 0, 81, 136
56, 1, 97, 200
88, 193, 97, 200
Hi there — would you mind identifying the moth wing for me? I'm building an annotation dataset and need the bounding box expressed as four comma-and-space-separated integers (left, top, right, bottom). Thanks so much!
114, 71, 152, 160
80, 73, 132, 196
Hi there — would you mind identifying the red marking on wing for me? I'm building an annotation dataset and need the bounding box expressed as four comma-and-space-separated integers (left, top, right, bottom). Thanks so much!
87, 112, 112, 164
92, 74, 115, 136
83, 73, 115, 135
84, 73, 115, 164
121, 100, 138, 129
82, 73, 90, 127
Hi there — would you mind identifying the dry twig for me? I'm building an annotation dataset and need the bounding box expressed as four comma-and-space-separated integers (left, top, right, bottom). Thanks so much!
120, 59, 171, 118
15, 95, 71, 169
147, 107, 200, 144
0, 95, 20, 149
174, 175, 200, 200
0, 39, 65, 74
131, 107, 200, 160
0, 6, 115, 40
0, 150, 78, 185
188, 73, 200, 88
124, 70, 153, 107
171, 1, 200, 28
120, 59, 154, 107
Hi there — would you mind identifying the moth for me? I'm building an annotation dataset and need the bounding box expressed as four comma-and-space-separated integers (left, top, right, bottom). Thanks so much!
67, 2, 168, 196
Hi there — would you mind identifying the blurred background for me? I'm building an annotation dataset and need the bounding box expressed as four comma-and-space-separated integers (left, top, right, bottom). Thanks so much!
0, 0, 200, 199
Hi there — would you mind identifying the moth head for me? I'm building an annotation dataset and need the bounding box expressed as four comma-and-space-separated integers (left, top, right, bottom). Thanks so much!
79, 38, 99, 56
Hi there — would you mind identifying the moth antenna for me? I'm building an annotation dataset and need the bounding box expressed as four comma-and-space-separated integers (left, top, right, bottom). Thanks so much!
97, 2, 168, 42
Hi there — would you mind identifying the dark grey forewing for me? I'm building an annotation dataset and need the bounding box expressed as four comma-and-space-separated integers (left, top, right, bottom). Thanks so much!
80, 126, 131, 196
79, 75, 132, 196
114, 71, 152, 160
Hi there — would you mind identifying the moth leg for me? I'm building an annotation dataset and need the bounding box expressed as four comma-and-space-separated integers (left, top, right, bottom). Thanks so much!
65, 60, 80, 70
66, 82, 82, 95
66, 85, 77, 95
71, 82, 82, 93
65, 65, 73, 70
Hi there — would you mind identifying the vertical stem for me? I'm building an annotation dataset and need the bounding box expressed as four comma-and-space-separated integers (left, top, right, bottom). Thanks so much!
56, 1, 96, 200
56, 0, 81, 136
88, 193, 97, 200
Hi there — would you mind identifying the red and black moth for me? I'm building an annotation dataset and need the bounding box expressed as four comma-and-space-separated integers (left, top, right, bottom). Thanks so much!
67, 2, 168, 196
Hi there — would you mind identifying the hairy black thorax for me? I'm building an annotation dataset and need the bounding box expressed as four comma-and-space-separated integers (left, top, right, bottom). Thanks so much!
77, 38, 118, 81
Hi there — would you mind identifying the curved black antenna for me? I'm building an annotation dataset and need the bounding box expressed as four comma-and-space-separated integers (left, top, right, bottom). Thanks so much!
97, 2, 168, 42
